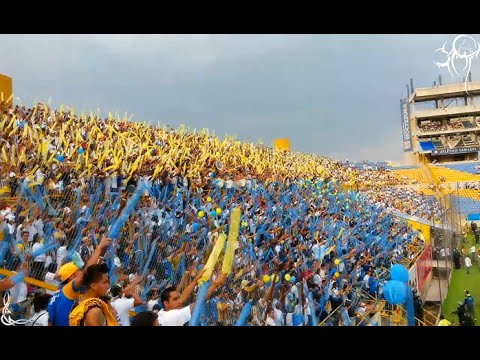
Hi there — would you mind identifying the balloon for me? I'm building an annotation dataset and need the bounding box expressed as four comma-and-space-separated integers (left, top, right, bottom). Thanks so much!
241, 221, 247, 227
285, 274, 291, 281
209, 172, 215, 178
78, 147, 84, 154
210, 210, 217, 217
383, 280, 407, 305
216, 208, 222, 215
206, 196, 212, 202
334, 259, 340, 265
390, 264, 409, 283
334, 272, 340, 278
290, 276, 296, 283
57, 154, 64, 162
271, 274, 278, 282
198, 211, 205, 218
263, 275, 270, 283
191, 223, 199, 232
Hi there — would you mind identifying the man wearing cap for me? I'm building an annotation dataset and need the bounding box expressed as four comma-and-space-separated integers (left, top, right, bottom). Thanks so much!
48, 237, 111, 326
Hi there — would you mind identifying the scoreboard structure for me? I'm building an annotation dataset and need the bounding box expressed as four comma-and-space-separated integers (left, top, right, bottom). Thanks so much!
401, 78, 480, 164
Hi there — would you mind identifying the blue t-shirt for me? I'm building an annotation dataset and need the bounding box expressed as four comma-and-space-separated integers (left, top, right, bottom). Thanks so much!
47, 280, 80, 326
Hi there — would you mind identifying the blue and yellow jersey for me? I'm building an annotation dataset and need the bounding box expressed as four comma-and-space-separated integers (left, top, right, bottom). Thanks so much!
47, 280, 81, 326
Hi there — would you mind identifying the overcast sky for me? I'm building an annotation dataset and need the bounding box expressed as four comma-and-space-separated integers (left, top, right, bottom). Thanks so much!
1, 34, 479, 163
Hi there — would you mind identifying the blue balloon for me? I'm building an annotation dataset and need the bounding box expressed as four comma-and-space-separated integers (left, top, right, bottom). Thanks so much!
191, 223, 199, 232
57, 154, 64, 162
383, 280, 407, 305
210, 211, 217, 217
290, 276, 296, 283
390, 264, 409, 283
209, 172, 215, 178
78, 147, 84, 154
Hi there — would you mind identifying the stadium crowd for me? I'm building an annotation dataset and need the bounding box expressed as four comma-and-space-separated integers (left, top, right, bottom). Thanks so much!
0, 101, 433, 326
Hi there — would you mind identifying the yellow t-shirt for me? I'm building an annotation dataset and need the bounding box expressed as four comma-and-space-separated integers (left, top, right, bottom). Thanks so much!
438, 319, 451, 326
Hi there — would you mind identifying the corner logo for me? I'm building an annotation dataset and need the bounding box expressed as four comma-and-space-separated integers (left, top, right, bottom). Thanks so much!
433, 35, 480, 93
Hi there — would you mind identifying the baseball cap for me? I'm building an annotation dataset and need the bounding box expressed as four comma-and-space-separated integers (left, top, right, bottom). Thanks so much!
58, 262, 79, 282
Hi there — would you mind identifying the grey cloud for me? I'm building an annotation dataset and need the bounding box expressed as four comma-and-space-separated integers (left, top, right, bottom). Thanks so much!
1, 34, 479, 163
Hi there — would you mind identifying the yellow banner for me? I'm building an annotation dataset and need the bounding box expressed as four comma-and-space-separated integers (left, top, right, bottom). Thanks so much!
0, 74, 13, 106
407, 220, 430, 243
273, 138, 290, 152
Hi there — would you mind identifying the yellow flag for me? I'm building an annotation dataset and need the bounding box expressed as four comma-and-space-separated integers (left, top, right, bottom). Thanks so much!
10, 147, 16, 166
42, 140, 49, 159
19, 148, 27, 163
152, 164, 163, 179
1, 146, 8, 163
8, 126, 18, 138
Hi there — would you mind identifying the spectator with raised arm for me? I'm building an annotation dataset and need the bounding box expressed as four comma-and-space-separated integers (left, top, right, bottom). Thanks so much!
158, 270, 227, 326
68, 263, 119, 326
48, 237, 111, 326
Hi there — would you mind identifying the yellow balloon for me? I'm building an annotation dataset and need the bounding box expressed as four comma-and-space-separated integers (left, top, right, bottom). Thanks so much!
334, 259, 340, 265
263, 275, 270, 283
334, 272, 340, 278
16, 243, 24, 252
241, 221, 247, 227
206, 196, 212, 202
271, 274, 279, 282
216, 208, 222, 215
198, 211, 205, 218
285, 274, 291, 281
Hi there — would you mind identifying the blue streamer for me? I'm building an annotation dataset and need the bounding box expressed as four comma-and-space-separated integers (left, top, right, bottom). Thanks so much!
308, 291, 318, 326
189, 281, 209, 326
234, 300, 252, 326
141, 240, 157, 278
405, 286, 416, 326
30, 242, 59, 259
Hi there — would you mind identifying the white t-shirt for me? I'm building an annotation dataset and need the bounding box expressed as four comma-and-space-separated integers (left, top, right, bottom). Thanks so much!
157, 306, 191, 326
56, 246, 67, 267
10, 282, 27, 304
28, 310, 49, 326
147, 299, 159, 311
274, 308, 284, 326
32, 243, 46, 262
111, 297, 135, 326
44, 272, 60, 295
265, 316, 276, 326
465, 257, 472, 267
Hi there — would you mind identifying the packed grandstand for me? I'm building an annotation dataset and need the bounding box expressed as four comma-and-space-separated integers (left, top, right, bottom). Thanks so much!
0, 99, 467, 326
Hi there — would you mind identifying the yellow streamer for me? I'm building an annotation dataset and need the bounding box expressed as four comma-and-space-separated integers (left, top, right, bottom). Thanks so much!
199, 233, 227, 285
222, 207, 241, 275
